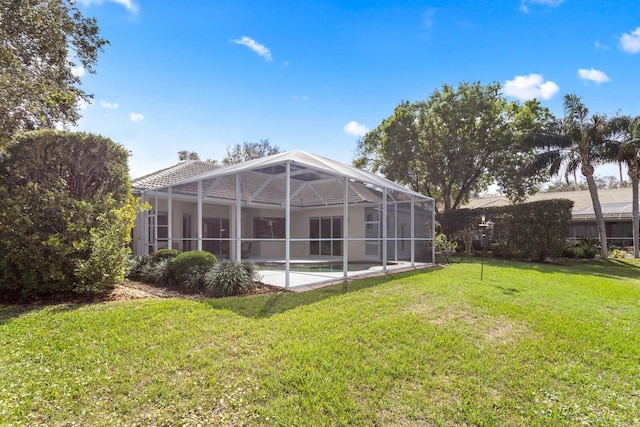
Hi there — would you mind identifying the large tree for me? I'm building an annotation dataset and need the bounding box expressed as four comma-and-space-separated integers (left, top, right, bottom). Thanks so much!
605, 115, 640, 257
523, 94, 610, 259
0, 130, 136, 298
354, 82, 554, 212
0, 0, 108, 145
222, 139, 280, 165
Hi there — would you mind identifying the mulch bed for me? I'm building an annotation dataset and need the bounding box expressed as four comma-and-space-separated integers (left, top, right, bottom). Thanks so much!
107, 281, 289, 301
1, 281, 289, 306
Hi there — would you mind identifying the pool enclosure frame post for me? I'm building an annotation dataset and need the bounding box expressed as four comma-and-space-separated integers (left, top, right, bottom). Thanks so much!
382, 187, 387, 271
343, 176, 349, 280
167, 187, 173, 250
285, 161, 291, 289
197, 180, 203, 251
410, 195, 415, 267
235, 172, 242, 261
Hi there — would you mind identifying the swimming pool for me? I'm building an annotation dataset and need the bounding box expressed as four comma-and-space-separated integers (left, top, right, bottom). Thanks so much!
257, 261, 397, 273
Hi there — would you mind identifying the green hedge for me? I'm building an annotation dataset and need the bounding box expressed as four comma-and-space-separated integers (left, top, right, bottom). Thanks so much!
0, 131, 138, 299
438, 199, 573, 262
172, 251, 218, 282
152, 249, 182, 261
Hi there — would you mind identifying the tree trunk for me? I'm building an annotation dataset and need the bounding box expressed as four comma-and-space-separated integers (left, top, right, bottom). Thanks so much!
633, 175, 639, 258
585, 172, 608, 259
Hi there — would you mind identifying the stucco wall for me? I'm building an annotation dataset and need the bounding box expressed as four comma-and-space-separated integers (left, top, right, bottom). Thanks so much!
132, 195, 434, 262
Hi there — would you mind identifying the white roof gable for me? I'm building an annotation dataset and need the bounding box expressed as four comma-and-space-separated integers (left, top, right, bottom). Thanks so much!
164, 149, 428, 199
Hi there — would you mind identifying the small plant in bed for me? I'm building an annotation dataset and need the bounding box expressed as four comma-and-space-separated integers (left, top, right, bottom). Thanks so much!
204, 261, 259, 297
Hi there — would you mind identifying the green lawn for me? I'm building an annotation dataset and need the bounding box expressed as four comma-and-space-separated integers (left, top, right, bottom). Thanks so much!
1, 259, 639, 426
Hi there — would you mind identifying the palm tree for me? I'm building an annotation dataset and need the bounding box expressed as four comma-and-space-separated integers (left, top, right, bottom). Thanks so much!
523, 94, 609, 259
605, 115, 640, 257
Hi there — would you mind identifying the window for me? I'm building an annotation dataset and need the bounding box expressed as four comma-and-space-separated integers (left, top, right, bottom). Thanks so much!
364, 207, 380, 257
183, 214, 192, 251
254, 217, 285, 238
147, 212, 168, 252
310, 216, 342, 256
203, 218, 229, 258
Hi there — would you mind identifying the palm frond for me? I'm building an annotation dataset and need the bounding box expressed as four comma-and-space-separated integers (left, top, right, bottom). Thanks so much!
521, 150, 562, 177
522, 133, 572, 150
564, 94, 588, 124
631, 116, 640, 141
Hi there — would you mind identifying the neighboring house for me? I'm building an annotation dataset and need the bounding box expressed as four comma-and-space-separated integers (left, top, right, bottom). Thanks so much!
131, 150, 435, 287
464, 187, 634, 247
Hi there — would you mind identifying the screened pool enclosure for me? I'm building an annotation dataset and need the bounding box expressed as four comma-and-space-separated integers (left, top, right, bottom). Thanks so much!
132, 150, 435, 288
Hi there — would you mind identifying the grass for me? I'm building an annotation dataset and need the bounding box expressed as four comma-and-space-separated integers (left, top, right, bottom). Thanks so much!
1, 258, 640, 426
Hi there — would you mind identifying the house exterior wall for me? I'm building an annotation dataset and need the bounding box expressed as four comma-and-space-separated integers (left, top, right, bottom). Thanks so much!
132, 196, 434, 262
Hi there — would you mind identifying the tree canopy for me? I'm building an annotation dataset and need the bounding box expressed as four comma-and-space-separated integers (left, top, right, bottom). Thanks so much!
178, 150, 201, 161
354, 82, 555, 212
0, 0, 108, 145
222, 139, 280, 165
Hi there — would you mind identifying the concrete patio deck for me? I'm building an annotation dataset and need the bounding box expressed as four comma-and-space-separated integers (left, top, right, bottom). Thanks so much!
256, 261, 433, 292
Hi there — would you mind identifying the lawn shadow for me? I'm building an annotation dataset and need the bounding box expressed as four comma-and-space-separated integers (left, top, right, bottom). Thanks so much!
0, 301, 89, 325
200, 267, 442, 319
494, 285, 520, 295
484, 257, 640, 282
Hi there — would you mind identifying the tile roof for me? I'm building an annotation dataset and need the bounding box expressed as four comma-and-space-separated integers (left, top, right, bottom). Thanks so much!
130, 150, 433, 208
464, 187, 632, 220
131, 160, 219, 191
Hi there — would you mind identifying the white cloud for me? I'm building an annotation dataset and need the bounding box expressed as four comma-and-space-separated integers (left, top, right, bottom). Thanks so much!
77, 0, 139, 14
520, 0, 565, 13
620, 26, 640, 53
100, 100, 118, 109
594, 40, 609, 51
344, 121, 369, 137
504, 74, 560, 100
232, 36, 273, 62
130, 113, 144, 122
77, 99, 92, 110
577, 68, 610, 84
71, 65, 85, 77
292, 95, 309, 101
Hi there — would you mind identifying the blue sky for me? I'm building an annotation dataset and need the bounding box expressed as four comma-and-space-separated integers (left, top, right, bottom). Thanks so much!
72, 0, 640, 180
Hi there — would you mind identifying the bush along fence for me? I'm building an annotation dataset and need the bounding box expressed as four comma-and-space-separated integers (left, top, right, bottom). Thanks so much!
438, 199, 574, 262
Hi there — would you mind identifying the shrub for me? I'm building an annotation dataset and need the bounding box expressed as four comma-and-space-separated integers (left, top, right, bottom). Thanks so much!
173, 251, 218, 284
73, 197, 138, 294
204, 261, 256, 297
0, 131, 139, 298
577, 246, 597, 259
574, 237, 598, 259
127, 255, 153, 281
438, 199, 573, 262
435, 233, 458, 263
241, 261, 262, 283
152, 249, 181, 261
610, 248, 628, 259
147, 258, 179, 287
181, 264, 213, 293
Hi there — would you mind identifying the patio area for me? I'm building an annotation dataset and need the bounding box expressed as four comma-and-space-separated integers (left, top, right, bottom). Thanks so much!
255, 259, 433, 291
